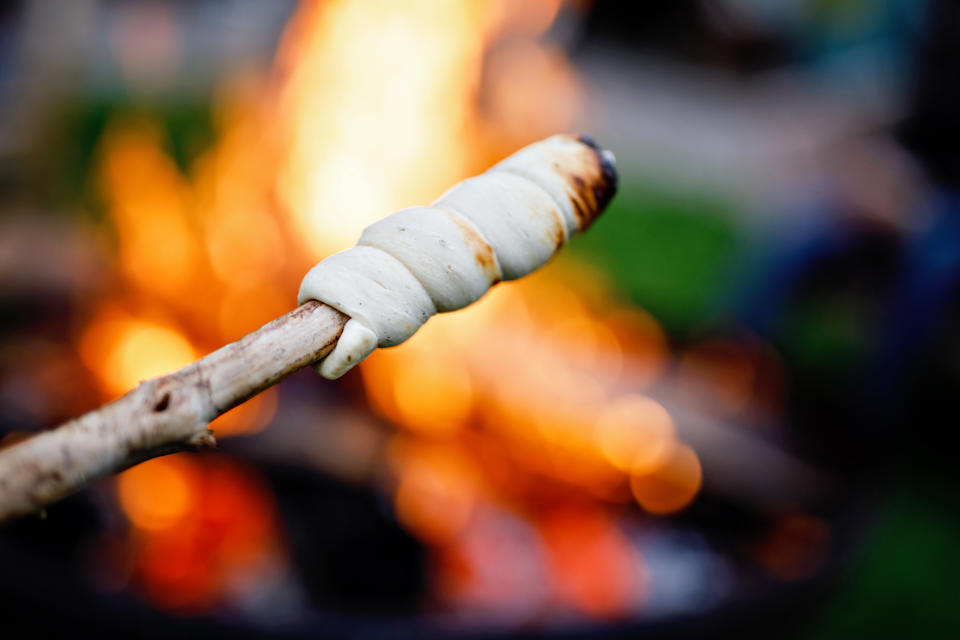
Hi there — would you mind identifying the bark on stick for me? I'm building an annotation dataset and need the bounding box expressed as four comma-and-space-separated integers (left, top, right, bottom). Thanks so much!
0, 301, 347, 523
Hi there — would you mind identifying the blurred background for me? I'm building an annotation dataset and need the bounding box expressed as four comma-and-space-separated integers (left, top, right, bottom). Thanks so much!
1, 0, 958, 637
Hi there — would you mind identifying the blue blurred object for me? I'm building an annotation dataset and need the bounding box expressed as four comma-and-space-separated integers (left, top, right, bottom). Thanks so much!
731, 182, 859, 338
871, 188, 960, 396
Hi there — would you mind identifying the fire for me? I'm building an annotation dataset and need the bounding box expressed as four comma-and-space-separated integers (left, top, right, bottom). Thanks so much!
629, 443, 703, 515
366, 267, 701, 620
80, 0, 709, 621
273, 0, 496, 256
541, 504, 646, 618
389, 438, 481, 544
79, 306, 198, 398
596, 395, 675, 475
98, 118, 204, 304
117, 454, 196, 531
362, 267, 693, 507
114, 454, 285, 612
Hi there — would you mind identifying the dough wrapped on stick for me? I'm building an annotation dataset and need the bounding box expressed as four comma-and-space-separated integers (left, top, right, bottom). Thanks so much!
0, 134, 617, 523
299, 134, 617, 378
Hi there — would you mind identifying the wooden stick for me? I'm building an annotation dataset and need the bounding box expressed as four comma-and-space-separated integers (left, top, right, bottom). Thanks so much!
0, 135, 618, 524
0, 301, 348, 524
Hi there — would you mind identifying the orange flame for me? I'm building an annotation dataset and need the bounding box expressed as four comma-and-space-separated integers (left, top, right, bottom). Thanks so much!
82, 0, 709, 619
273, 0, 495, 256
115, 454, 284, 612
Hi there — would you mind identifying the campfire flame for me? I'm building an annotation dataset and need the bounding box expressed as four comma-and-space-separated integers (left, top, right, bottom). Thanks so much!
80, 0, 706, 621
113, 454, 286, 613
273, 0, 492, 256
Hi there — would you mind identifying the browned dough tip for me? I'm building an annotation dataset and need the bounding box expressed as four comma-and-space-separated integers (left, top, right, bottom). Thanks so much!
558, 134, 619, 231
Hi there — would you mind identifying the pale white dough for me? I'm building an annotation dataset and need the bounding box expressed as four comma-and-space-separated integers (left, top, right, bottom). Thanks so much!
358, 206, 501, 311
434, 172, 566, 280
493, 135, 591, 233
316, 319, 378, 379
298, 245, 436, 346
298, 135, 610, 378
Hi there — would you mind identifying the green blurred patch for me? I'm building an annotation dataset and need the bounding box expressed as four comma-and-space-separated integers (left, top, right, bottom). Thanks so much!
41, 96, 215, 218
567, 180, 744, 334
778, 295, 872, 376
802, 483, 960, 639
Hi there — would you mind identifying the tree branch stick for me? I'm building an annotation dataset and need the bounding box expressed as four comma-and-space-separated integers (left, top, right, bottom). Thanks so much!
0, 134, 618, 524
0, 300, 348, 524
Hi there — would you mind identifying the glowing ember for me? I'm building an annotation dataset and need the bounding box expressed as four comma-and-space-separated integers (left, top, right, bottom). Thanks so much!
596, 395, 676, 475
630, 443, 703, 515
115, 454, 286, 613
541, 504, 646, 618
117, 454, 196, 532
753, 514, 832, 581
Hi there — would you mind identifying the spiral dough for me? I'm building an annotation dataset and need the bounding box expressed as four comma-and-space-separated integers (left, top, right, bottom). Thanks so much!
298, 134, 617, 378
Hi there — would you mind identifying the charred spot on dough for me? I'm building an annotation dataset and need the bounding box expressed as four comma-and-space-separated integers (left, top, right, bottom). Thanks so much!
474, 248, 497, 276
572, 139, 618, 229
441, 208, 500, 283
570, 174, 592, 227
538, 198, 568, 249
543, 149, 608, 230
566, 187, 592, 230
550, 219, 566, 249
581, 148, 617, 215
573, 134, 618, 210
592, 153, 618, 214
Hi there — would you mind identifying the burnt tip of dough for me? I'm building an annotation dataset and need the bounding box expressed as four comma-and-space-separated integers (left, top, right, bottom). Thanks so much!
576, 134, 600, 151
572, 134, 618, 222
594, 148, 618, 212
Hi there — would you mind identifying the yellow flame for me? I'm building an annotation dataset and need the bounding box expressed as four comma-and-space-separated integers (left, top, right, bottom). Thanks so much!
389, 439, 479, 543
98, 120, 203, 303
596, 395, 675, 475
629, 443, 703, 515
117, 455, 196, 531
274, 0, 494, 257
79, 308, 198, 398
